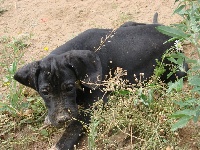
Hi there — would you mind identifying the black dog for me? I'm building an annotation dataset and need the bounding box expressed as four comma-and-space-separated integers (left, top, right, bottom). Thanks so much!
14, 14, 187, 150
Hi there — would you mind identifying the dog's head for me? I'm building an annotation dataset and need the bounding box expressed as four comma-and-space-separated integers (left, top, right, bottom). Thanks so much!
14, 50, 102, 127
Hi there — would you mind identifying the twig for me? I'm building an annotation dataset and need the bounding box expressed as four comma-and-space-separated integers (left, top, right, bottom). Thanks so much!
95, 28, 117, 52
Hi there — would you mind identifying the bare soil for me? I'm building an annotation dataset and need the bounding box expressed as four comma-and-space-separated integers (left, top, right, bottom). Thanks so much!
0, 0, 182, 62
0, 0, 199, 149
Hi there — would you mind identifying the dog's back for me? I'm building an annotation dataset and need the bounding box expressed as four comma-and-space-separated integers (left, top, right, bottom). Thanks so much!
51, 23, 180, 83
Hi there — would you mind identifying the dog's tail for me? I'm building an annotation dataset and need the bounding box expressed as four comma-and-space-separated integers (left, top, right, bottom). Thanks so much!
153, 12, 158, 24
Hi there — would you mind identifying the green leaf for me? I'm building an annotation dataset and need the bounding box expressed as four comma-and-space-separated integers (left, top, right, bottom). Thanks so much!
167, 78, 183, 93
40, 129, 49, 137
186, 58, 197, 64
167, 72, 174, 79
174, 99, 198, 107
174, 5, 185, 15
192, 87, 200, 94
171, 116, 191, 131
156, 26, 188, 39
118, 90, 130, 96
189, 75, 200, 86
190, 65, 200, 71
167, 57, 177, 64
170, 113, 186, 118
170, 109, 197, 118
170, 52, 185, 58
193, 107, 200, 122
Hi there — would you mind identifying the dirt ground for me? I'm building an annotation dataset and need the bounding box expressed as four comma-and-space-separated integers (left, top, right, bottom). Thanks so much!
0, 0, 182, 62
1, 0, 199, 150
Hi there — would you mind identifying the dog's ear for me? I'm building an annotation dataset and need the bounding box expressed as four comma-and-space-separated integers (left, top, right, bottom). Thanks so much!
14, 61, 40, 91
63, 50, 102, 89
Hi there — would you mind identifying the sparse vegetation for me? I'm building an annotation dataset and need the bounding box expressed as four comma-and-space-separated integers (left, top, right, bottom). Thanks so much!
87, 68, 193, 149
0, 35, 54, 149
157, 0, 200, 131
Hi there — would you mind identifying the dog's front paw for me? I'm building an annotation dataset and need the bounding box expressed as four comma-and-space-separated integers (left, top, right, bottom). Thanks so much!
49, 145, 59, 150
44, 115, 52, 125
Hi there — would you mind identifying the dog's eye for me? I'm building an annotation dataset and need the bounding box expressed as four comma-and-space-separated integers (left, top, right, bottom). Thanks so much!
62, 83, 74, 92
41, 89, 49, 96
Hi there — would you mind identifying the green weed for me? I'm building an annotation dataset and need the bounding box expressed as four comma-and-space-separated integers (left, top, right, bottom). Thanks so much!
1, 35, 30, 116
0, 35, 48, 149
157, 0, 200, 131
87, 68, 184, 149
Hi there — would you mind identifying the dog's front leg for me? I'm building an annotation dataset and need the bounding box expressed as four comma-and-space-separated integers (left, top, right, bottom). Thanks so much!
51, 120, 84, 150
